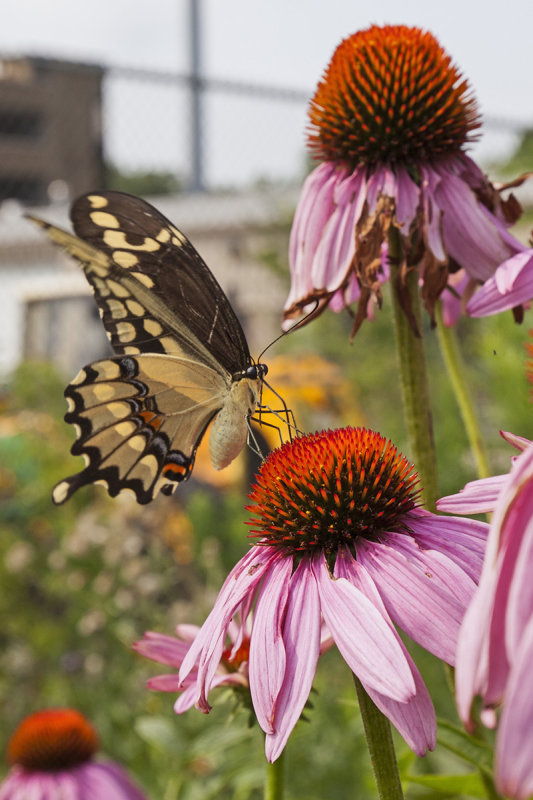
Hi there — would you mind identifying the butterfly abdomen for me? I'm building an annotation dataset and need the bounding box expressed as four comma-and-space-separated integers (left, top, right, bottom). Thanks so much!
209, 378, 260, 470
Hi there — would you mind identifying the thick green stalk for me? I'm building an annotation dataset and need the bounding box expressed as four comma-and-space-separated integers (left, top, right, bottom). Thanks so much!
435, 301, 491, 479
388, 228, 438, 509
264, 749, 285, 800
354, 674, 405, 800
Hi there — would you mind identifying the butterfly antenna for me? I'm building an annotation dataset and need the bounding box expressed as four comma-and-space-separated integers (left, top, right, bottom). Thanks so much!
257, 299, 320, 363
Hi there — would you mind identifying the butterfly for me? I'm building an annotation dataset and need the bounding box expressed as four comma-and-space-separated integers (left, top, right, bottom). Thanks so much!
28, 191, 274, 505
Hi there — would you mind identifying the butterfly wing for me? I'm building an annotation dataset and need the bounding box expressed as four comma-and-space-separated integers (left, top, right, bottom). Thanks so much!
52, 354, 230, 505
28, 191, 259, 504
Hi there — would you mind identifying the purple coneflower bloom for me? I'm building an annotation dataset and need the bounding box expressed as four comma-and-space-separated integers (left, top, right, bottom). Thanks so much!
437, 435, 533, 799
0, 709, 147, 800
284, 24, 527, 336
175, 427, 488, 762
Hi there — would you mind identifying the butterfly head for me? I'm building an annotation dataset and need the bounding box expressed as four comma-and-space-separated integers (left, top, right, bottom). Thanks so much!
233, 363, 268, 382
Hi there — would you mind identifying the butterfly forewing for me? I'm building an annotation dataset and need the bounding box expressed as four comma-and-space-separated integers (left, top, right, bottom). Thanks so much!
70, 192, 252, 374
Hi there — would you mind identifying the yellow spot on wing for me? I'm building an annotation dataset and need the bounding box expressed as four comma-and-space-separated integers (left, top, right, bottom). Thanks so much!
128, 435, 147, 453
156, 228, 171, 243
106, 298, 127, 319
143, 319, 163, 337
107, 280, 130, 298
91, 211, 119, 228
103, 230, 160, 252
115, 322, 137, 342
114, 251, 139, 269
123, 346, 141, 355
71, 368, 87, 386
92, 382, 117, 402
95, 361, 121, 380
132, 272, 155, 288
52, 481, 70, 504
87, 195, 109, 208
126, 299, 145, 317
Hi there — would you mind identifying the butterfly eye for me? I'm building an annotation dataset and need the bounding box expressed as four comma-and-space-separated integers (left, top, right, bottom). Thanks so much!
244, 364, 268, 380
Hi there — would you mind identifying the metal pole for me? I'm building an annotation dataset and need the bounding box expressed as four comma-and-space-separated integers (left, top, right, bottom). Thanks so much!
189, 0, 204, 192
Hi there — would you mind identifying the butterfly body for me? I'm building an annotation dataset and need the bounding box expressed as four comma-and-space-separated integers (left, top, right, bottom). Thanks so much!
29, 191, 269, 504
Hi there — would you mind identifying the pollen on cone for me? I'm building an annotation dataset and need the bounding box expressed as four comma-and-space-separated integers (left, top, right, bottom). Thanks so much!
8, 709, 99, 772
308, 24, 480, 167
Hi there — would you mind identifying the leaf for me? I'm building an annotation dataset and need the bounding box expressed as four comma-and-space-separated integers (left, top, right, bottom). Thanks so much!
405, 772, 486, 798
437, 718, 493, 771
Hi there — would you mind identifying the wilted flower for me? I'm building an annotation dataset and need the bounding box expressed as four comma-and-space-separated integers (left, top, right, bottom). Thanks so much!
177, 427, 488, 761
284, 24, 528, 336
0, 709, 147, 800
437, 434, 533, 799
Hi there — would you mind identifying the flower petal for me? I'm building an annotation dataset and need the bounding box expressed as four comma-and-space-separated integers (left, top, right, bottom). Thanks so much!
495, 616, 533, 800
437, 475, 508, 514
265, 558, 321, 762
179, 546, 278, 711
357, 535, 476, 664
249, 554, 293, 734
312, 553, 415, 701
467, 250, 533, 317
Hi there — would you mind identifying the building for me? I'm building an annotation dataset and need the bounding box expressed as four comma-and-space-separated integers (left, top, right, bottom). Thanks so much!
0, 55, 105, 205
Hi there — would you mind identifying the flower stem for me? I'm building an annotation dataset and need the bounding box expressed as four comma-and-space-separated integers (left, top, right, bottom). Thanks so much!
264, 749, 285, 800
353, 674, 405, 800
434, 301, 491, 479
388, 228, 438, 509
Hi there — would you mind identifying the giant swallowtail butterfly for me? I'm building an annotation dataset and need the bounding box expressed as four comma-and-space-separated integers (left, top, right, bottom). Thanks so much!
29, 191, 271, 505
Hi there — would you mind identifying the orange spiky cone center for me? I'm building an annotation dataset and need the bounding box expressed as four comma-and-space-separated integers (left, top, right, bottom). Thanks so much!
247, 427, 421, 555
8, 709, 99, 772
308, 24, 480, 168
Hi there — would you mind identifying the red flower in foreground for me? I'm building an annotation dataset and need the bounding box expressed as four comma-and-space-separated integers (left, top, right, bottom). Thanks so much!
176, 428, 487, 761
284, 25, 528, 336
438, 432, 533, 799
0, 709, 146, 800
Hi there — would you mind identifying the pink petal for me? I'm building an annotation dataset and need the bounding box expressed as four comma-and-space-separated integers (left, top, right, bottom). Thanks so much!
495, 617, 533, 800
406, 508, 488, 581
312, 553, 415, 701
249, 554, 293, 734
265, 559, 321, 762
434, 167, 521, 280
420, 165, 446, 262
393, 167, 420, 232
437, 475, 508, 515
133, 631, 191, 667
356, 535, 476, 664
335, 551, 436, 755
179, 546, 278, 711
500, 430, 532, 452
467, 250, 533, 317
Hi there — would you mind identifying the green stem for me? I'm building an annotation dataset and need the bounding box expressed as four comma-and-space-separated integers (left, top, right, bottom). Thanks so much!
435, 301, 491, 479
264, 748, 285, 800
354, 674, 405, 800
388, 228, 438, 509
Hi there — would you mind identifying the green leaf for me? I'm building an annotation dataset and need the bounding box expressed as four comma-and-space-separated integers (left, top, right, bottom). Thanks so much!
437, 718, 493, 771
405, 772, 485, 797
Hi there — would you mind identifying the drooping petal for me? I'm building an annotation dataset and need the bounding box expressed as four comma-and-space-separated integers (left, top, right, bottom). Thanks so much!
335, 550, 436, 755
467, 250, 533, 317
265, 558, 321, 762
434, 167, 521, 281
495, 616, 533, 800
312, 553, 415, 701
179, 546, 279, 711
357, 534, 476, 664
133, 631, 194, 667
393, 166, 420, 233
249, 554, 293, 734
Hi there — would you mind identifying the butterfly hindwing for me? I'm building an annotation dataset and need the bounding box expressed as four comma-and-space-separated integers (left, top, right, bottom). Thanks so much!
52, 354, 230, 505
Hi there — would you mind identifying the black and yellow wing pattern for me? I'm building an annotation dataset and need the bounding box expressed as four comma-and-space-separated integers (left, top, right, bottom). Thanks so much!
29, 191, 267, 504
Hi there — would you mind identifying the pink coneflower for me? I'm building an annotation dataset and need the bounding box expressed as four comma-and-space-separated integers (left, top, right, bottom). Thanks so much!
0, 709, 147, 800
176, 427, 488, 762
437, 435, 533, 799
133, 621, 252, 711
284, 24, 527, 335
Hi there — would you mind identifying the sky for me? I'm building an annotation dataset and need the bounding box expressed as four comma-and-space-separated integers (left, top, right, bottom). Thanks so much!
1, 0, 532, 186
